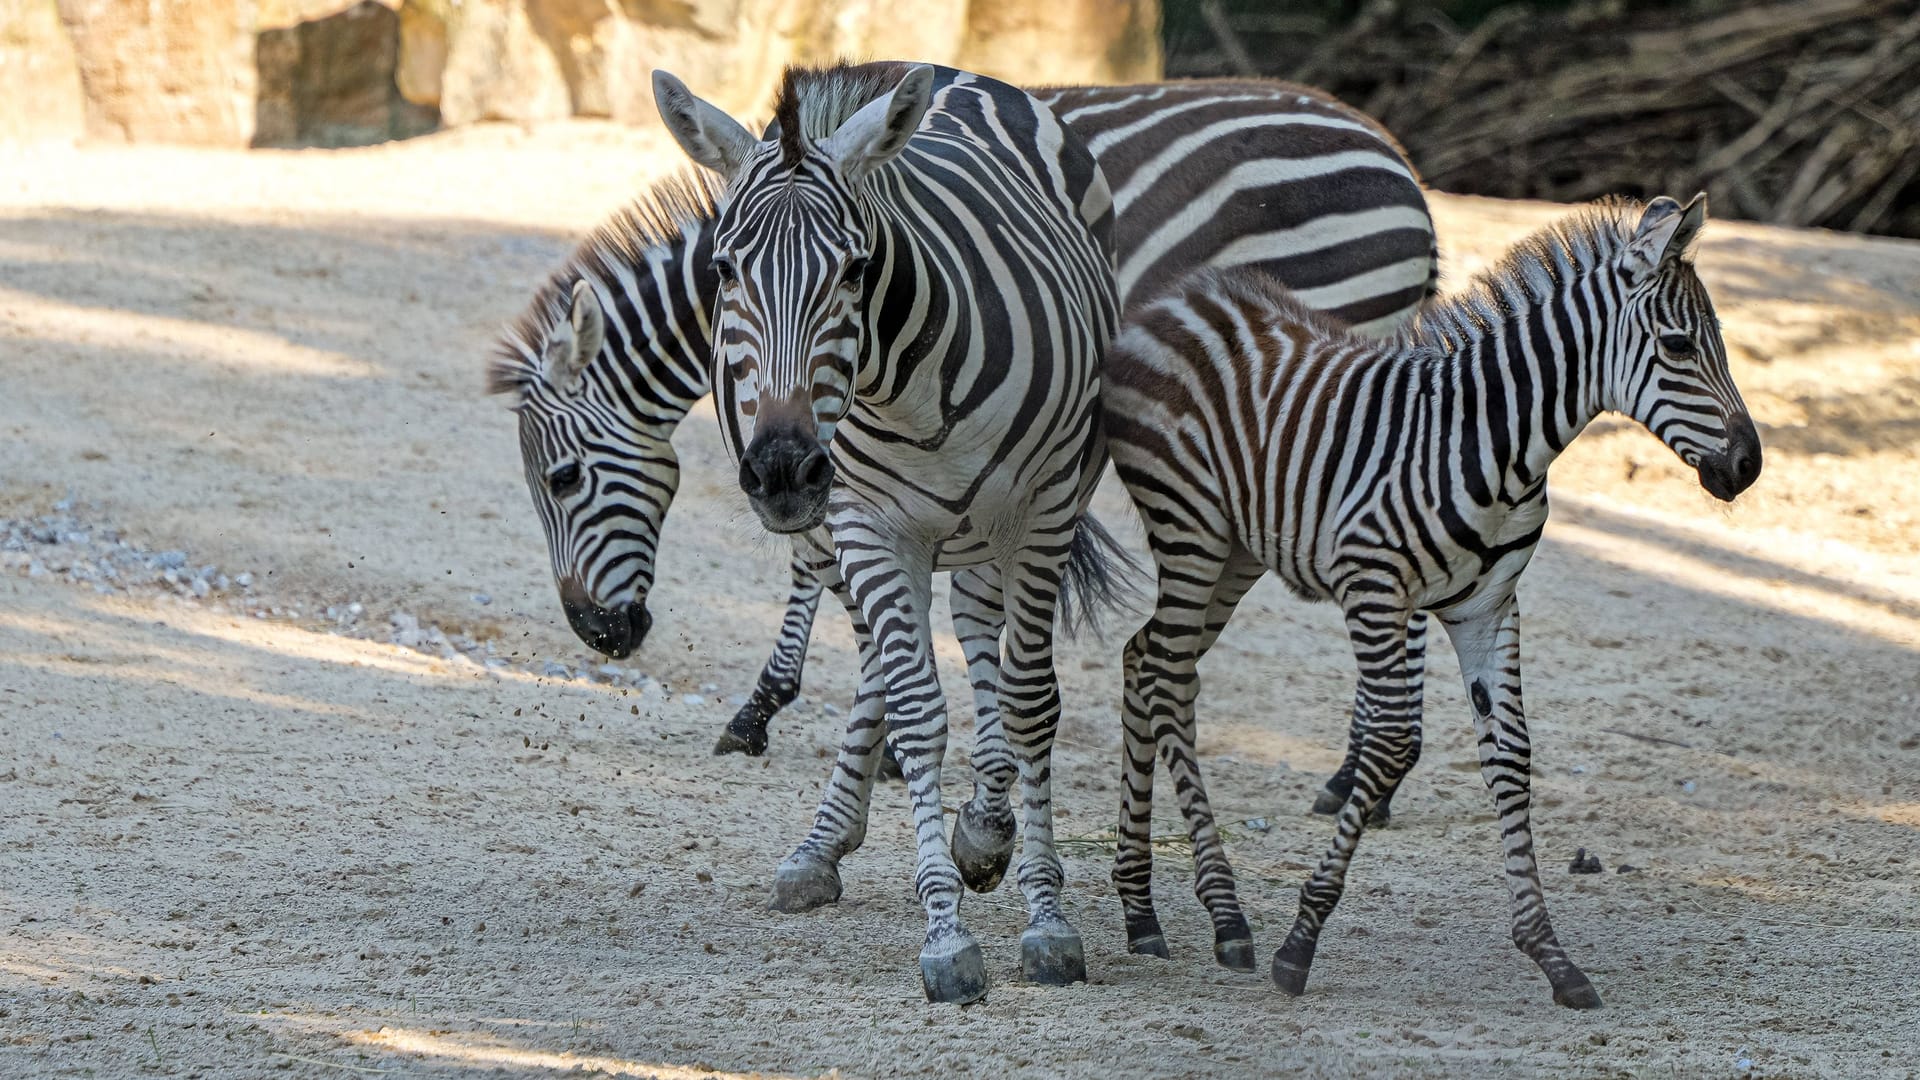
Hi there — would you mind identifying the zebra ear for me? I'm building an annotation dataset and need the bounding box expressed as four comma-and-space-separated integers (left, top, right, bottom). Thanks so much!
544, 280, 603, 395
652, 70, 758, 180
1623, 193, 1706, 284
824, 64, 934, 182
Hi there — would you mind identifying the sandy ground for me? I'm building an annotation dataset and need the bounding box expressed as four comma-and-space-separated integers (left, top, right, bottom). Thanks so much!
1, 123, 1918, 1079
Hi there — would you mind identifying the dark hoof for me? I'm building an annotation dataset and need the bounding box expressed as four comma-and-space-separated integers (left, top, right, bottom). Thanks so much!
877, 744, 904, 783
1310, 786, 1345, 816
712, 725, 765, 757
1129, 934, 1170, 959
1215, 936, 1256, 973
1553, 977, 1603, 1010
920, 935, 989, 1004
1271, 956, 1311, 997
1310, 785, 1393, 827
1124, 913, 1168, 958
1020, 925, 1087, 986
950, 803, 1016, 894
767, 856, 841, 913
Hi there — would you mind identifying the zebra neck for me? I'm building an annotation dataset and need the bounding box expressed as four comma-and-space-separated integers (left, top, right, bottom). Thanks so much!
1440, 294, 1608, 505
602, 239, 718, 434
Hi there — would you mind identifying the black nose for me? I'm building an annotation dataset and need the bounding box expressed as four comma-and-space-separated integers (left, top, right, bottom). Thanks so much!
1700, 415, 1763, 502
561, 595, 650, 658
739, 429, 834, 532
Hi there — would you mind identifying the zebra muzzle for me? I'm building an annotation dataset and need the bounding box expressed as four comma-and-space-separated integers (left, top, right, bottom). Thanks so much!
738, 428, 833, 534
560, 592, 651, 658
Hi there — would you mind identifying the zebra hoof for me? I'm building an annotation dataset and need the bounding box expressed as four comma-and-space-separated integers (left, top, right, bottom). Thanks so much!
1271, 956, 1311, 997
950, 803, 1016, 893
1020, 924, 1087, 986
1552, 975, 1603, 1010
712, 721, 767, 757
1125, 913, 1169, 959
767, 856, 841, 913
920, 934, 989, 1004
1214, 919, 1256, 972
1310, 785, 1346, 816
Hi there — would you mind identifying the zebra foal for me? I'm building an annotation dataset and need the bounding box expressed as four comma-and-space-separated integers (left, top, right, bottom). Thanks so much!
1102, 194, 1761, 1006
654, 62, 1117, 1003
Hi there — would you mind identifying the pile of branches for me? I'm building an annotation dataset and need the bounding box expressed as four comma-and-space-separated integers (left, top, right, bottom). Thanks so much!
1185, 0, 1920, 237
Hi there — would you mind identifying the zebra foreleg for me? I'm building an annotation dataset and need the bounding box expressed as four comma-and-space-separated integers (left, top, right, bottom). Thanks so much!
997, 545, 1084, 986
715, 554, 823, 757
948, 565, 1018, 893
1313, 610, 1428, 826
1443, 596, 1600, 1009
767, 579, 889, 914
1272, 594, 1417, 998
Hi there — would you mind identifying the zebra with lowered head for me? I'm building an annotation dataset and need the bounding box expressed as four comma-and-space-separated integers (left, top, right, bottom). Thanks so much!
1100, 194, 1760, 1007
652, 61, 1117, 1004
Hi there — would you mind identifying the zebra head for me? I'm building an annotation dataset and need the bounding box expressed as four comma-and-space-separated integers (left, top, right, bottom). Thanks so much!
491, 278, 675, 659
652, 64, 937, 533
1612, 194, 1762, 501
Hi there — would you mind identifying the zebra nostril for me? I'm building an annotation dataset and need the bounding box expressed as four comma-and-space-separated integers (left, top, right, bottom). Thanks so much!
739, 456, 766, 497
798, 447, 832, 490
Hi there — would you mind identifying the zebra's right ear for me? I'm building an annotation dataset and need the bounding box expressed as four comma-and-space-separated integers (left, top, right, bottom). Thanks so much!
825, 64, 934, 183
652, 70, 758, 181
543, 279, 603, 395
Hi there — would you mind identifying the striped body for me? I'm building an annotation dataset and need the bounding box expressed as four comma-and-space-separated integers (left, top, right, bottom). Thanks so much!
1102, 196, 1760, 1004
660, 62, 1117, 1002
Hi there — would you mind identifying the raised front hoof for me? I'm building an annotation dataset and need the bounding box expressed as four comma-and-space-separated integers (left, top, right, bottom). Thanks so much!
1214, 936, 1257, 973
1271, 956, 1312, 997
712, 723, 767, 757
950, 804, 1016, 894
767, 858, 841, 913
1552, 975, 1604, 1010
1020, 925, 1087, 986
1309, 786, 1392, 827
920, 937, 989, 1004
1125, 914, 1170, 959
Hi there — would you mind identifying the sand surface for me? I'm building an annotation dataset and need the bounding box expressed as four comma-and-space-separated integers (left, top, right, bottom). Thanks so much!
2, 124, 1918, 1078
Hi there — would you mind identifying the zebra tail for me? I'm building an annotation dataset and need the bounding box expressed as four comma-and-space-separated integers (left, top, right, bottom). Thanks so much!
1056, 514, 1146, 641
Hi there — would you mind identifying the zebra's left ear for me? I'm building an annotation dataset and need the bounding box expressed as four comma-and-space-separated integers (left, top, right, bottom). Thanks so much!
543, 279, 604, 395
824, 65, 935, 183
1624, 192, 1707, 284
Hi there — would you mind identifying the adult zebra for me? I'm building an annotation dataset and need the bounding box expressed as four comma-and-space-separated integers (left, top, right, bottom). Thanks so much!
1100, 194, 1760, 1006
491, 77, 1440, 825
651, 61, 1116, 1004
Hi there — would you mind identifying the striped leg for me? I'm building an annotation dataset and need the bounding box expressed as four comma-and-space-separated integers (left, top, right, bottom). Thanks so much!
1313, 611, 1428, 826
1271, 592, 1418, 997
1115, 535, 1251, 966
949, 566, 1020, 893
1442, 596, 1600, 1008
997, 537, 1084, 985
715, 553, 822, 756
768, 571, 887, 913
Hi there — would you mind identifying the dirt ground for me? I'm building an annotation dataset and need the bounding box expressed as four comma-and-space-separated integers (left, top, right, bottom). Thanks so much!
2, 123, 1918, 1079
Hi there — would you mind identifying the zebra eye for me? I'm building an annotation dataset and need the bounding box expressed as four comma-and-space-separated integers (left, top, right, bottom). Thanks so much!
840, 256, 869, 288
1658, 333, 1696, 357
547, 462, 583, 496
712, 257, 738, 287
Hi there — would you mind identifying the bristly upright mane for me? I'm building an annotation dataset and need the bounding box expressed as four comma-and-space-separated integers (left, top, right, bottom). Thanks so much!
771, 61, 916, 167
487, 169, 721, 397
1401, 196, 1659, 353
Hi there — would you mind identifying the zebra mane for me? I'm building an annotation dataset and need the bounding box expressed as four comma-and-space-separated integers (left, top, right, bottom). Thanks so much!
1402, 196, 1660, 352
771, 61, 917, 167
487, 169, 720, 397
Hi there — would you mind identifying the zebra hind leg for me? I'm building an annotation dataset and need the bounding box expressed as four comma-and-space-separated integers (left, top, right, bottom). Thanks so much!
1313, 610, 1428, 826
947, 566, 1017, 893
716, 556, 822, 756
998, 547, 1084, 986
1272, 596, 1417, 998
1444, 597, 1600, 1009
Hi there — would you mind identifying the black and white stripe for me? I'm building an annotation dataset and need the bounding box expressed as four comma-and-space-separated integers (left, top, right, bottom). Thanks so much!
1100, 194, 1760, 1006
654, 61, 1118, 1004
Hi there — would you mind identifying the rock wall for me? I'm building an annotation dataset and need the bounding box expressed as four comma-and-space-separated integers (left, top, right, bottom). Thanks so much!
0, 0, 1162, 147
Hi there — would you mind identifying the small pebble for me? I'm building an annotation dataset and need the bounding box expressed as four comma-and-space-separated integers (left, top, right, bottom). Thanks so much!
681, 693, 707, 706
471, 593, 492, 606
1568, 848, 1603, 875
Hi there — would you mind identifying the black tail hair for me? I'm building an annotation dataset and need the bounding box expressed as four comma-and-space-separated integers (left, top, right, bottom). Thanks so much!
1056, 514, 1146, 640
